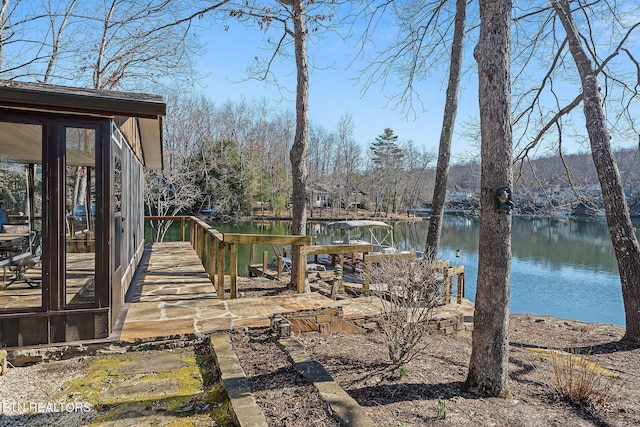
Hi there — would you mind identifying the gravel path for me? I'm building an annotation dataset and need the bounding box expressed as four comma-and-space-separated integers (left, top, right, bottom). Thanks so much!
0, 357, 97, 426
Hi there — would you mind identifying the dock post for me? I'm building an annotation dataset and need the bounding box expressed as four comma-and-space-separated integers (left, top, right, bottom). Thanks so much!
295, 245, 305, 293
230, 243, 238, 298
263, 251, 268, 277
277, 256, 283, 280
457, 270, 465, 304
362, 255, 370, 297
209, 233, 215, 283
217, 241, 225, 300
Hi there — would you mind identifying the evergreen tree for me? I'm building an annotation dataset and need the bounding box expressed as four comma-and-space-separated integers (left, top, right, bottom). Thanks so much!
370, 128, 404, 215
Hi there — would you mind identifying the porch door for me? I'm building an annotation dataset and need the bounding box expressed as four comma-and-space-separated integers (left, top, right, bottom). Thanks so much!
63, 126, 97, 307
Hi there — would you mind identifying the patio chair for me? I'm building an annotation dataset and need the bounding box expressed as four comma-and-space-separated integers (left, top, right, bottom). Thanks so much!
0, 230, 42, 289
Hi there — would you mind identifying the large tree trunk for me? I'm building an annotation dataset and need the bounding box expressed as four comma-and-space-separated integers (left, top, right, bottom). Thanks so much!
465, 0, 513, 397
289, 0, 309, 285
425, 0, 466, 257
553, 0, 640, 342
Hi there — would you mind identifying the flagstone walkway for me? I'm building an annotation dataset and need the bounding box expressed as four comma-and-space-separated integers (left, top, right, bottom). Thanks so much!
118, 242, 473, 342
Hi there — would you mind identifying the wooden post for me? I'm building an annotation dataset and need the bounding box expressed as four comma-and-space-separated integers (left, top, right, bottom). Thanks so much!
181, 217, 186, 241
444, 268, 452, 304
201, 228, 206, 263
277, 256, 283, 280
230, 243, 238, 298
209, 234, 215, 284
352, 253, 357, 273
457, 269, 465, 304
194, 225, 199, 257
217, 241, 225, 300
249, 244, 255, 266
262, 251, 268, 276
361, 255, 370, 297
295, 245, 305, 293
330, 264, 342, 300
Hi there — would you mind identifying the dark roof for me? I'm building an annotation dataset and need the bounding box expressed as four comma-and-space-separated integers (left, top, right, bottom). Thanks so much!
0, 80, 165, 118
0, 80, 165, 169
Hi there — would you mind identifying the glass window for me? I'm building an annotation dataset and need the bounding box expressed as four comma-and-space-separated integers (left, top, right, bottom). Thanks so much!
65, 127, 96, 306
0, 121, 43, 310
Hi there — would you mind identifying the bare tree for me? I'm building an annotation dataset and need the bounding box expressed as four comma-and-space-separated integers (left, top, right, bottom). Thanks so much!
0, 0, 8, 71
0, 0, 60, 78
402, 141, 435, 213
507, 0, 640, 341
550, 0, 640, 342
288, 0, 310, 283
43, 0, 76, 83
224, 0, 341, 284
425, 0, 466, 256
334, 113, 363, 212
465, 0, 513, 397
145, 94, 203, 241
1, 0, 228, 90
354, 0, 471, 250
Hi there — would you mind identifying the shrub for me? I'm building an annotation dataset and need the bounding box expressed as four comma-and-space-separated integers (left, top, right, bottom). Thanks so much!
547, 348, 619, 410
368, 253, 445, 368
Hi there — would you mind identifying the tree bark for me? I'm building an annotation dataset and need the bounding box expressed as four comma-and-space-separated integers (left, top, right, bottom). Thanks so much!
552, 0, 640, 342
289, 0, 309, 284
425, 0, 466, 257
465, 0, 512, 397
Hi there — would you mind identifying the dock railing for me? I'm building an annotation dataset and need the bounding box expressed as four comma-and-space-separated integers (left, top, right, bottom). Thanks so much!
145, 216, 311, 298
144, 216, 464, 303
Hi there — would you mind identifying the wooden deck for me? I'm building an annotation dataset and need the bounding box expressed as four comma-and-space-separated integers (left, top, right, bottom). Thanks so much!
0, 253, 96, 310
118, 242, 474, 341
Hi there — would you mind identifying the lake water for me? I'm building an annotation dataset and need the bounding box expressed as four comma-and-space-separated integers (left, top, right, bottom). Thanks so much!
204, 215, 639, 326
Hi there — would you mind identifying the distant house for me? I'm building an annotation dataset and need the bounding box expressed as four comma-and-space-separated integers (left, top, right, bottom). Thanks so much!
307, 183, 368, 209
532, 185, 573, 207
340, 185, 367, 209
0, 81, 165, 348
307, 183, 330, 208
446, 191, 473, 202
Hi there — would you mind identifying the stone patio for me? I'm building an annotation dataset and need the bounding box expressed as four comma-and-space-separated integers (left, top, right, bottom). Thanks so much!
118, 242, 474, 343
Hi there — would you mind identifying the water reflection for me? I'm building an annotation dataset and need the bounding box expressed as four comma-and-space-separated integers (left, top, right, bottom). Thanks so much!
204, 215, 635, 326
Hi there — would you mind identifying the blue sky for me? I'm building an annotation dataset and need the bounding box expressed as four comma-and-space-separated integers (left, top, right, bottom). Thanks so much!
195, 18, 476, 158
193, 6, 639, 160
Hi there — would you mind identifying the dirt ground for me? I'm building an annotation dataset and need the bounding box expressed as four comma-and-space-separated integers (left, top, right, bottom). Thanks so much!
3, 275, 639, 426
234, 281, 640, 426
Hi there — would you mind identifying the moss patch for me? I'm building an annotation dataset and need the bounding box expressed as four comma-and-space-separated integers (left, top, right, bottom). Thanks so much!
57, 346, 233, 426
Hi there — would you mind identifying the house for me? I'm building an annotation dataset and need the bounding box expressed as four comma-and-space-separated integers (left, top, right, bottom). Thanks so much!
446, 191, 473, 202
307, 183, 368, 210
0, 80, 165, 348
307, 183, 330, 209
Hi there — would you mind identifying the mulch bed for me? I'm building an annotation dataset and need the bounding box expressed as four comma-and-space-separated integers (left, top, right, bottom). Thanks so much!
232, 278, 640, 426
230, 329, 340, 427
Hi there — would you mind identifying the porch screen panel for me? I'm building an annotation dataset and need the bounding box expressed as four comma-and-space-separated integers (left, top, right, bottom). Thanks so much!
64, 127, 96, 306
0, 121, 43, 310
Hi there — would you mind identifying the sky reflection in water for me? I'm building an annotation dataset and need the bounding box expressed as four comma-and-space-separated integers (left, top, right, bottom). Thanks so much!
210, 216, 636, 326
